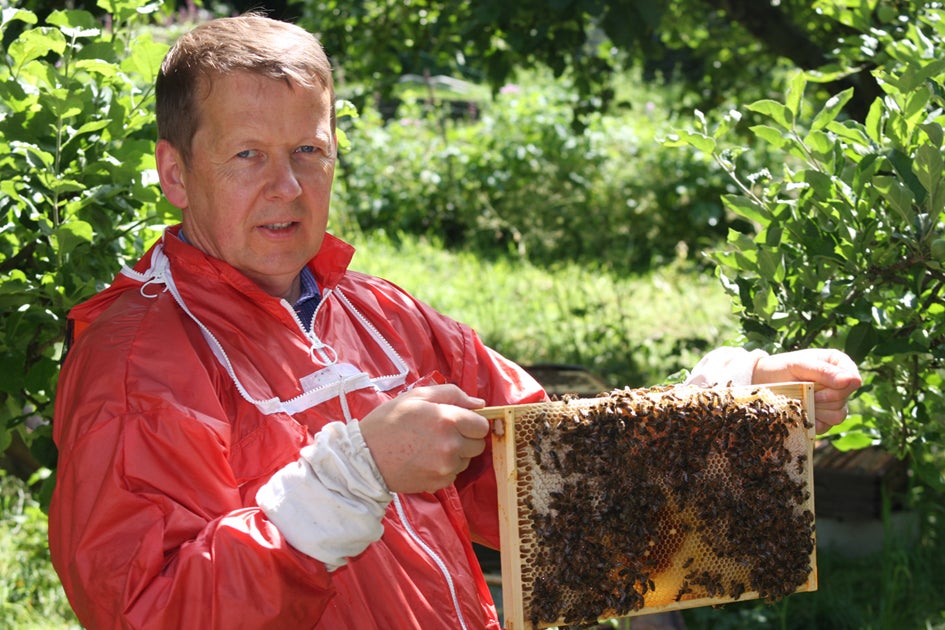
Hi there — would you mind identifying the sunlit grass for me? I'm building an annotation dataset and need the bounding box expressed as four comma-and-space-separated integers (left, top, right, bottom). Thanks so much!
345, 230, 739, 387
0, 472, 79, 629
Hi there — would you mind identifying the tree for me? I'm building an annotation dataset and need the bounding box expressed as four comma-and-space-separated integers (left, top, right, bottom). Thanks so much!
295, 0, 906, 124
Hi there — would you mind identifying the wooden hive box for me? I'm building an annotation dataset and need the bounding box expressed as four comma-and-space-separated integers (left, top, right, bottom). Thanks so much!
478, 382, 817, 630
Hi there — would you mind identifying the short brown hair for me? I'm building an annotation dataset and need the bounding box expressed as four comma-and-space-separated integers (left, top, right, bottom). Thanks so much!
156, 14, 335, 164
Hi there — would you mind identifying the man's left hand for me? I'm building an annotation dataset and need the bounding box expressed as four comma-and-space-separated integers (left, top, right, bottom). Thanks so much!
753, 349, 863, 434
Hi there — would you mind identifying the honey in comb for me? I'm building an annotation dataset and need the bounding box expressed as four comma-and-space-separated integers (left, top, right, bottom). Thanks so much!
504, 384, 815, 628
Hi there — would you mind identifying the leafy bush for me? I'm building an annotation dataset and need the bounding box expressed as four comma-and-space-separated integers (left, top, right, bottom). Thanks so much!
666, 6, 945, 488
0, 0, 171, 487
333, 74, 746, 273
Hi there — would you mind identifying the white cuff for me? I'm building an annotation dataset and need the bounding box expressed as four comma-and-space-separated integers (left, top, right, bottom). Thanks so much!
684, 347, 769, 387
256, 420, 393, 571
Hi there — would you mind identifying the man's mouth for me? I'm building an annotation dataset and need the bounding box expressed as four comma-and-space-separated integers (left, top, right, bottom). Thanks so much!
261, 221, 296, 230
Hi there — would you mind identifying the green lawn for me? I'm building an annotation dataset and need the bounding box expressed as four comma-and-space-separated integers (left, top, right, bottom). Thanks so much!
345, 231, 739, 388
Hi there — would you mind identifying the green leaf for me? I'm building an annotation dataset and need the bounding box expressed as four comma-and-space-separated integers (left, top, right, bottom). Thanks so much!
913, 143, 945, 214
803, 129, 834, 158
827, 119, 872, 148
74, 58, 119, 79
800, 169, 834, 200
336, 99, 360, 121
8, 27, 67, 69
750, 124, 788, 149
710, 109, 741, 140
47, 92, 86, 120
873, 337, 928, 356
1, 7, 37, 30
336, 127, 352, 152
888, 148, 928, 202
747, 99, 793, 130
919, 122, 944, 149
119, 34, 167, 82
811, 87, 854, 131
0, 426, 11, 453
97, 0, 143, 23
873, 175, 915, 224
46, 9, 101, 39
47, 178, 86, 195
844, 322, 879, 363
721, 194, 770, 225
10, 141, 54, 169
757, 248, 785, 283
898, 58, 945, 93
71, 119, 112, 139
53, 219, 94, 255
785, 71, 806, 119
865, 98, 884, 143
903, 84, 931, 122
25, 356, 58, 392
661, 130, 716, 154
752, 285, 778, 317
832, 430, 876, 451
852, 153, 883, 194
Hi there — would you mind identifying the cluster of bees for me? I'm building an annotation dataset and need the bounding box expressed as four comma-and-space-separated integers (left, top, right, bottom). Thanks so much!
514, 385, 815, 628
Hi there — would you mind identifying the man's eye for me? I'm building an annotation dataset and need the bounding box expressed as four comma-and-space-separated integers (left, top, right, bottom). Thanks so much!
236, 149, 257, 159
296, 145, 317, 154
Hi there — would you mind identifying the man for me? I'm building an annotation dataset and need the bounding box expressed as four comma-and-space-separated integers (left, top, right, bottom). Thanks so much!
48, 14, 861, 629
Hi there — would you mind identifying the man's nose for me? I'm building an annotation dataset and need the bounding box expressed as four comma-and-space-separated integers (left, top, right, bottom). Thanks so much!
266, 156, 303, 200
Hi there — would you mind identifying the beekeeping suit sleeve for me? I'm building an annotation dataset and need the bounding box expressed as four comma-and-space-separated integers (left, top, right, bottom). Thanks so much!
256, 419, 392, 571
685, 347, 769, 387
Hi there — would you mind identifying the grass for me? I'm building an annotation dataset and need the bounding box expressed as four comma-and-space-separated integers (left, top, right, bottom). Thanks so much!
344, 230, 739, 388
0, 472, 79, 629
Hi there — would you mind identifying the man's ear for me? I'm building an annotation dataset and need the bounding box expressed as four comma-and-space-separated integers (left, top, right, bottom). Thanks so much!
155, 139, 189, 209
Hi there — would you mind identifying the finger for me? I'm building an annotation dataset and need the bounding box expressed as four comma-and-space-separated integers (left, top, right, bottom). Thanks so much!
783, 360, 859, 392
813, 350, 862, 389
822, 349, 861, 374
814, 383, 858, 404
814, 403, 849, 434
405, 383, 486, 409
454, 411, 490, 440
457, 435, 487, 460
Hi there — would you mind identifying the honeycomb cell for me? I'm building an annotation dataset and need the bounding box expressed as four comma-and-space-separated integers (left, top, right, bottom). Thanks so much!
482, 383, 817, 630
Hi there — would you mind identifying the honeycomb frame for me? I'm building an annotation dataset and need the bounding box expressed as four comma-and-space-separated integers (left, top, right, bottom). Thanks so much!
479, 382, 817, 630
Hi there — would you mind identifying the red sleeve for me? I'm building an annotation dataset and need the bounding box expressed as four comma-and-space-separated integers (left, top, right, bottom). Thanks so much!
49, 336, 333, 629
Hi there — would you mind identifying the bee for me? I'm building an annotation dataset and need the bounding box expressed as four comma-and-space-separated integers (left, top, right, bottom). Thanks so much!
795, 453, 808, 475
548, 448, 562, 472
675, 581, 693, 602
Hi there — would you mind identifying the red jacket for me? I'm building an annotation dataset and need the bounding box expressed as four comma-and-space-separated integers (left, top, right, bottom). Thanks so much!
49, 227, 546, 629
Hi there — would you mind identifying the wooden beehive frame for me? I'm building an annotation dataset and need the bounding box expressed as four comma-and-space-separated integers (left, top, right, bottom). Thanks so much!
478, 382, 817, 630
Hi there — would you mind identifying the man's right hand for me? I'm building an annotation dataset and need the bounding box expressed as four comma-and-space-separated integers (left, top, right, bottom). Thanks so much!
358, 384, 489, 494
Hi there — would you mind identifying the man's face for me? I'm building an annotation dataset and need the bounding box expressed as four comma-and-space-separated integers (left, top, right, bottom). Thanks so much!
156, 71, 336, 300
